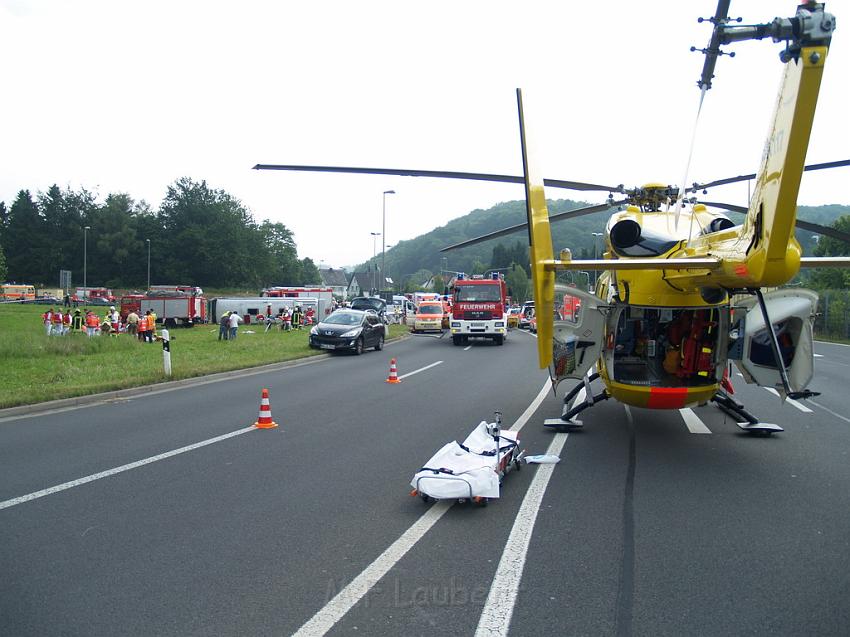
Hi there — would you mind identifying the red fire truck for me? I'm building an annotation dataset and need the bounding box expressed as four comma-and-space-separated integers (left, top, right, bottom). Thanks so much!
120, 289, 207, 327
449, 273, 509, 346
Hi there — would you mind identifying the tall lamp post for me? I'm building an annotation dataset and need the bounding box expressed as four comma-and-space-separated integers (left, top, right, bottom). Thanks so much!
146, 239, 151, 291
83, 225, 91, 298
370, 232, 380, 294
382, 190, 395, 293
591, 232, 603, 289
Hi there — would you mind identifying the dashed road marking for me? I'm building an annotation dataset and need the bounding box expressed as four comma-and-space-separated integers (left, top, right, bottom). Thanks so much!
679, 408, 712, 434
0, 426, 257, 511
763, 387, 814, 413
474, 432, 568, 637
397, 360, 443, 380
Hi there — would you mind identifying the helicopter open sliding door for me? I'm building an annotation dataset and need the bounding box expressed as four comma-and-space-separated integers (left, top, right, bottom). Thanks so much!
731, 289, 818, 395
549, 286, 609, 389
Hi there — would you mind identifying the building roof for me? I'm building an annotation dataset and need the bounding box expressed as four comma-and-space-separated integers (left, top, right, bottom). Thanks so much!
319, 268, 349, 288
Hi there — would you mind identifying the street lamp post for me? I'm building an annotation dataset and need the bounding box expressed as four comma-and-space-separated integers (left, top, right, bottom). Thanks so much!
83, 226, 90, 298
382, 190, 395, 293
370, 232, 380, 294
591, 232, 603, 289
146, 239, 151, 291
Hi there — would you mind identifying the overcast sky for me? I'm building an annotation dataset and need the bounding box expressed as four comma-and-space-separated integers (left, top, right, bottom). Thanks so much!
2, 0, 848, 268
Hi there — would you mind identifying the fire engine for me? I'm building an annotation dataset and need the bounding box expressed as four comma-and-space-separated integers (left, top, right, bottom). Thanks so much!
73, 287, 115, 303
120, 289, 207, 327
449, 273, 509, 346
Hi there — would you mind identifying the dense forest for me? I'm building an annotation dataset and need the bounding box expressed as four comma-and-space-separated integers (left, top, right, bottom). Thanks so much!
0, 178, 320, 290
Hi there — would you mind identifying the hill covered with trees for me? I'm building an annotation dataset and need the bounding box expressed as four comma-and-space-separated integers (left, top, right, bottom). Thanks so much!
368, 198, 850, 292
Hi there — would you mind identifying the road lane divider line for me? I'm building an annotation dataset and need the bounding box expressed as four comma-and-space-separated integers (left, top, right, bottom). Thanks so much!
679, 408, 712, 434
0, 426, 257, 511
397, 361, 443, 380
293, 379, 552, 636
762, 387, 814, 413
293, 500, 453, 637
464, 345, 473, 351
474, 432, 569, 637
808, 400, 850, 425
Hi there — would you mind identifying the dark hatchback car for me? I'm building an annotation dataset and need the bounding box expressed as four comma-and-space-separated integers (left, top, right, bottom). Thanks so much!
309, 309, 386, 354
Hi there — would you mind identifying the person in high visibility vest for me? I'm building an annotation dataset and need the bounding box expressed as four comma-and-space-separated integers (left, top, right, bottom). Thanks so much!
144, 310, 155, 343
85, 311, 99, 337
71, 309, 84, 332
137, 311, 148, 341
61, 309, 72, 335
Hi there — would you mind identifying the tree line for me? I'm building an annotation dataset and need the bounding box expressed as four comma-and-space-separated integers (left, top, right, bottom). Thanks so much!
0, 177, 320, 290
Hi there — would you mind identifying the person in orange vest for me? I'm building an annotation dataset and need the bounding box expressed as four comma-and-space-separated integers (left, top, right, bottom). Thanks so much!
61, 309, 72, 335
144, 310, 155, 343
137, 311, 148, 342
85, 311, 99, 337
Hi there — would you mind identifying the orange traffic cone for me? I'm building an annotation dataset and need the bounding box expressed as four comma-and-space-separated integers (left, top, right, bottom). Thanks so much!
254, 388, 279, 428
386, 358, 401, 384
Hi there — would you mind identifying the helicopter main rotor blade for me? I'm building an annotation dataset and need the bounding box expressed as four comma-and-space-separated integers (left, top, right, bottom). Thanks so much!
702, 200, 850, 245
691, 159, 850, 192
440, 199, 629, 252
252, 164, 624, 193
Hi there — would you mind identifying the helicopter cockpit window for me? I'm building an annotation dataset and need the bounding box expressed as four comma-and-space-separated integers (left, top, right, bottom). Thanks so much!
611, 306, 724, 387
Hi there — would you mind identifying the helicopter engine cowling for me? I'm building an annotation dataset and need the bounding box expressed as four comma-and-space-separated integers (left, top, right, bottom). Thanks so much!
609, 218, 679, 257
703, 215, 735, 235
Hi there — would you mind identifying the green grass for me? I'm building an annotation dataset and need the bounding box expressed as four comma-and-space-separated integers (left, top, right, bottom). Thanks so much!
0, 303, 409, 409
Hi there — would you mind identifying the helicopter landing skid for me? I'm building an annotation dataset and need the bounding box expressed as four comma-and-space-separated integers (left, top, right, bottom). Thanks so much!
711, 391, 783, 435
544, 373, 609, 430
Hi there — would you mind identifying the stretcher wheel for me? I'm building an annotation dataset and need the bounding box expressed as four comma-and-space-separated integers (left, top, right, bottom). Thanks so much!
514, 458, 522, 471
474, 496, 488, 507
420, 494, 433, 504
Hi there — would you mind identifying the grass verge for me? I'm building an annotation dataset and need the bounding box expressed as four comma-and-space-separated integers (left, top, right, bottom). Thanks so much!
0, 303, 409, 409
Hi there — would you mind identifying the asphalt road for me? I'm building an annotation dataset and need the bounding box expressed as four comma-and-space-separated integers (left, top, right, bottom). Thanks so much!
2, 331, 849, 636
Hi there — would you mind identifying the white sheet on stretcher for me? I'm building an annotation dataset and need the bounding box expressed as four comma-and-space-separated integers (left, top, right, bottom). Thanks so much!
411, 422, 519, 500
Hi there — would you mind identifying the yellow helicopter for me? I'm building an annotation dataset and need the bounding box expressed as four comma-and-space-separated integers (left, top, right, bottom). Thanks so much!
255, 1, 850, 434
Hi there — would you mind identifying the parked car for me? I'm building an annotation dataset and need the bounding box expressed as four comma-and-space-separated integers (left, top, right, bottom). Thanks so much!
519, 301, 535, 329
309, 309, 385, 354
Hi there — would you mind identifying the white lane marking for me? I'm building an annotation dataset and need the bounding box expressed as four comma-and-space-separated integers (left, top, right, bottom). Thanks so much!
814, 353, 824, 358
293, 500, 454, 637
292, 379, 552, 636
474, 432, 569, 637
808, 400, 850, 424
679, 408, 712, 434
763, 387, 814, 413
0, 426, 257, 511
464, 345, 473, 351
397, 360, 443, 380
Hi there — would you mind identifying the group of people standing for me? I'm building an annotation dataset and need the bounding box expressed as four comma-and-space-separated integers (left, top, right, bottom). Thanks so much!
41, 306, 158, 341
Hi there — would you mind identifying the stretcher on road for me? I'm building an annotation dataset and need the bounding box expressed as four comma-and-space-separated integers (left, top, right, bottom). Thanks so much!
410, 412, 524, 506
